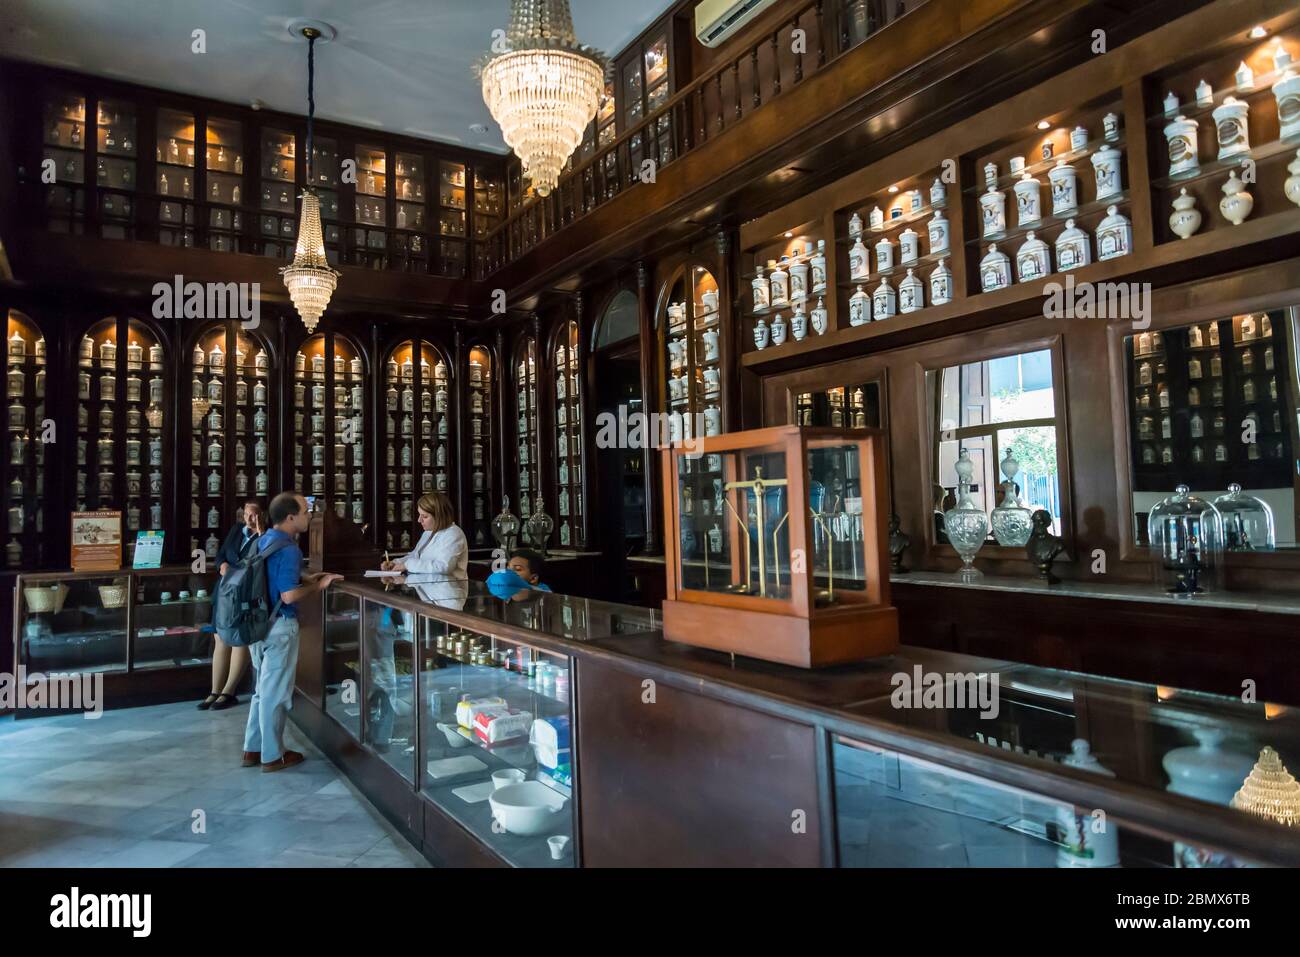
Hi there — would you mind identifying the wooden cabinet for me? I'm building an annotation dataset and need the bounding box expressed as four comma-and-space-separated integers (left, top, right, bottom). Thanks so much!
380, 339, 450, 551
290, 332, 368, 526
4, 310, 49, 570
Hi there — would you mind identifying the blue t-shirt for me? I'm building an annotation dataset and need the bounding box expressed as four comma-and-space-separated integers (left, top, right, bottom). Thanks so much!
259, 528, 304, 618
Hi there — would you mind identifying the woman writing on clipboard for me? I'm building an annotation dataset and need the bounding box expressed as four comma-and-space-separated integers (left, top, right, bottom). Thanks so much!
381, 491, 469, 594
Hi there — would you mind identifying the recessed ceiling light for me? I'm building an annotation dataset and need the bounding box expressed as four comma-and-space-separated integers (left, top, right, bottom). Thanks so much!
887, 185, 898, 193
470, 123, 489, 134
1250, 25, 1267, 38
1037, 120, 1051, 130
784, 231, 793, 238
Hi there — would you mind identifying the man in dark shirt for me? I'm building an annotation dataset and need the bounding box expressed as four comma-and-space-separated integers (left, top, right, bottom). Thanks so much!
241, 492, 341, 772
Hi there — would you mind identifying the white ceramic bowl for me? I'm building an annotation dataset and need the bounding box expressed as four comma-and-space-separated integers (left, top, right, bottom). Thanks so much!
488, 781, 567, 836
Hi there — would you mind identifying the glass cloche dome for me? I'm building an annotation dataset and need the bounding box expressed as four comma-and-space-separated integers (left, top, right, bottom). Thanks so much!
1148, 485, 1224, 595
1213, 483, 1275, 551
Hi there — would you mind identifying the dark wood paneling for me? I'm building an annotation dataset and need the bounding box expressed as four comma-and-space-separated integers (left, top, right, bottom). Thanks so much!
576, 655, 824, 866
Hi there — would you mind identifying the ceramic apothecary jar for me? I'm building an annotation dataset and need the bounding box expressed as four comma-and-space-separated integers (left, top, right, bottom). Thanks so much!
769, 312, 789, 346
874, 235, 895, 273
898, 269, 924, 314
1286, 149, 1300, 208
872, 276, 897, 320
898, 227, 920, 265
1015, 231, 1051, 282
1273, 69, 1300, 140
1091, 143, 1123, 201
1163, 115, 1200, 178
1218, 169, 1253, 225
1169, 187, 1202, 238
980, 184, 1007, 238
927, 209, 949, 254
848, 285, 870, 325
1096, 205, 1132, 261
809, 297, 828, 335
1013, 173, 1042, 227
979, 244, 1011, 292
1055, 219, 1092, 271
752, 316, 770, 350
1211, 96, 1250, 161
790, 305, 808, 342
849, 234, 870, 281
929, 258, 952, 305
1048, 159, 1078, 216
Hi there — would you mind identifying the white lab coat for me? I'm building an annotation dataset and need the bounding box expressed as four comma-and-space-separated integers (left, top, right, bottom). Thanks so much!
401, 524, 469, 602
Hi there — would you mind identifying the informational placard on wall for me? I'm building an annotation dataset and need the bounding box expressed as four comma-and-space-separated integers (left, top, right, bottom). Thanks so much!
70, 511, 122, 571
132, 530, 165, 569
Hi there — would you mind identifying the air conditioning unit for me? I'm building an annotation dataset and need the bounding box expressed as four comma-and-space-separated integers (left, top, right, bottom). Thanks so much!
694, 0, 781, 48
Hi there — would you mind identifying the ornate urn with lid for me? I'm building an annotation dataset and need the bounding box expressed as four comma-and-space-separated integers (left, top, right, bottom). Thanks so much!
942, 449, 990, 581
491, 496, 521, 551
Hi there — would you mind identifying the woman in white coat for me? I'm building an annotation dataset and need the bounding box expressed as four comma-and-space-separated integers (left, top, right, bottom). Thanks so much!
383, 491, 468, 597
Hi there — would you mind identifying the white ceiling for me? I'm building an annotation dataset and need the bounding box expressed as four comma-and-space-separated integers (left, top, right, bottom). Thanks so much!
0, 0, 664, 153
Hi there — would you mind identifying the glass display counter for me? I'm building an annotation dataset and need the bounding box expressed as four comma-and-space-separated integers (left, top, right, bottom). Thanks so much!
15, 567, 219, 675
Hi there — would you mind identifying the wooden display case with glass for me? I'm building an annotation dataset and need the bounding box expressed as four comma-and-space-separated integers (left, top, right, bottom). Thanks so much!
439, 160, 467, 277
661, 426, 898, 668
472, 165, 504, 278
466, 346, 494, 547
795, 382, 883, 430
43, 91, 86, 234
383, 340, 449, 551
156, 107, 196, 247
929, 346, 1067, 551
1148, 26, 1300, 246
186, 324, 275, 562
1124, 309, 1298, 550
662, 265, 724, 438
16, 567, 218, 681
4, 310, 49, 570
554, 321, 584, 548
204, 117, 244, 252
74, 316, 168, 565
354, 144, 388, 268
291, 333, 368, 529
393, 152, 429, 273
514, 337, 539, 524
95, 98, 137, 240
311, 134, 342, 264
964, 97, 1130, 294
259, 127, 296, 257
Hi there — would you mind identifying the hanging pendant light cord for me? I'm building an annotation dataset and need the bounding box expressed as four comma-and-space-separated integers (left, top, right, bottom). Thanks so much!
305, 32, 316, 187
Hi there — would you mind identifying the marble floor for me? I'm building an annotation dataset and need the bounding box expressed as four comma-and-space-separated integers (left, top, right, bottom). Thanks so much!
0, 701, 430, 868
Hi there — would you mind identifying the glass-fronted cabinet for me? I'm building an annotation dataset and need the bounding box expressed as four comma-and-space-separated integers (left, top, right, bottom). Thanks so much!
354, 144, 388, 269
4, 310, 48, 570
187, 323, 274, 561
514, 337, 539, 521
324, 587, 363, 738
796, 382, 883, 428
95, 98, 137, 239
466, 345, 494, 546
393, 151, 428, 273
311, 135, 342, 264
156, 107, 196, 247
43, 90, 87, 233
16, 568, 218, 679
291, 333, 368, 527
382, 339, 448, 551
204, 117, 243, 252
74, 316, 168, 565
663, 265, 724, 444
439, 160, 467, 277
259, 127, 296, 258
554, 321, 584, 547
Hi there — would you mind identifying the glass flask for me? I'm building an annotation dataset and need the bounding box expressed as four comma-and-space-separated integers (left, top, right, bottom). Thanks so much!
943, 448, 991, 581
491, 496, 521, 551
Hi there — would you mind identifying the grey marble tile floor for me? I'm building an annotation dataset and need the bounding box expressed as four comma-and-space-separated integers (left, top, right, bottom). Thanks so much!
0, 701, 430, 868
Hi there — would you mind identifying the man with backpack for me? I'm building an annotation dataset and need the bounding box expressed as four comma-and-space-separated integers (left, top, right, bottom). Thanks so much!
238, 491, 341, 772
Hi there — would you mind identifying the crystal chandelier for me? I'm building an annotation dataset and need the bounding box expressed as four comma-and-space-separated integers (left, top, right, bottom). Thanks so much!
480, 0, 606, 197
281, 25, 340, 333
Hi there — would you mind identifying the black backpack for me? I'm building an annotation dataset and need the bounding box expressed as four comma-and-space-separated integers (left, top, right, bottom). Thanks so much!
213, 537, 293, 647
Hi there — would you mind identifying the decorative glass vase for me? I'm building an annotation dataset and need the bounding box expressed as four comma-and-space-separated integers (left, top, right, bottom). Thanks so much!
943, 449, 990, 581
990, 449, 1034, 547
525, 494, 554, 555
491, 496, 521, 551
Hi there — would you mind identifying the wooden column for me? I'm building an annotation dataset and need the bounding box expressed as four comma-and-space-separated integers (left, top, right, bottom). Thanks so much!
637, 260, 660, 553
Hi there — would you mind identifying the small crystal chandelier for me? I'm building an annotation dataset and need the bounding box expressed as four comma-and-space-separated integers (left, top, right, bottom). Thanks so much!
480, 0, 606, 197
281, 24, 340, 333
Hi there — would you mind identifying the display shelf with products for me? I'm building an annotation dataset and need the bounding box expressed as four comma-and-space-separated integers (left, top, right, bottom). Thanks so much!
354, 144, 389, 269
291, 333, 368, 529
795, 382, 883, 430
310, 134, 342, 264
554, 321, 584, 548
392, 151, 429, 273
439, 160, 467, 277
662, 265, 724, 438
73, 316, 168, 566
43, 91, 87, 234
156, 107, 196, 248
382, 339, 448, 551
472, 165, 504, 278
186, 323, 275, 563
204, 116, 244, 253
466, 345, 494, 547
4, 310, 49, 570
514, 338, 539, 522
258, 126, 296, 258
745, 219, 834, 342
94, 98, 137, 240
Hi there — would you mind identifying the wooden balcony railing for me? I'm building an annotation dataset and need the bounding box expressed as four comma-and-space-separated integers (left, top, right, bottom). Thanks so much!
476, 0, 928, 278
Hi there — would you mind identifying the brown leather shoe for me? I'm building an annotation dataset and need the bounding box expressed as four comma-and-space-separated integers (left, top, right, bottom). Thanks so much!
261, 750, 305, 773
241, 751, 261, 767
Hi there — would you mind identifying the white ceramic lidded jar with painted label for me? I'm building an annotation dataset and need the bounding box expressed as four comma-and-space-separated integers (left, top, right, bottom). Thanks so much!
751, 262, 769, 314
1013, 173, 1042, 227
849, 286, 870, 326
1211, 96, 1250, 161
849, 235, 870, 281
1169, 187, 1202, 238
769, 312, 788, 345
1055, 739, 1121, 868
848, 212, 864, 239
874, 235, 895, 273
810, 240, 827, 293
790, 302, 808, 341
929, 258, 952, 306
927, 209, 949, 254
898, 269, 924, 314
1163, 115, 1199, 177
769, 257, 790, 308
1273, 69, 1300, 140
872, 276, 897, 320
899, 227, 920, 265
1048, 159, 1078, 216
1096, 206, 1132, 261
1218, 169, 1253, 225
1016, 231, 1051, 282
930, 177, 947, 208
1055, 219, 1092, 271
788, 247, 809, 303
979, 244, 1012, 292
810, 297, 828, 335
1091, 143, 1123, 201
980, 183, 1006, 238
752, 316, 770, 350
